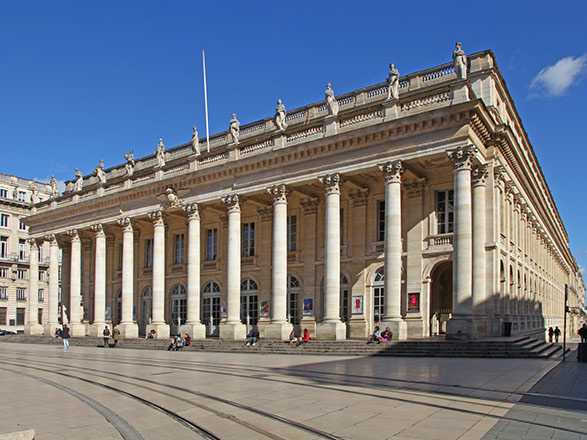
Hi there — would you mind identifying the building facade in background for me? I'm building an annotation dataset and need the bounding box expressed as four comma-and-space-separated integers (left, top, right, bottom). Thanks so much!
25, 48, 585, 340
0, 174, 56, 333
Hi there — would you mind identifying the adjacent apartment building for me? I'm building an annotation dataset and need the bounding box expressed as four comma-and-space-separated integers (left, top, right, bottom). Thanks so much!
24, 46, 585, 340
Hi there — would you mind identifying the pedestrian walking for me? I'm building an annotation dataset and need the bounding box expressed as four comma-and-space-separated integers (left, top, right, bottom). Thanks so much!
61, 324, 70, 349
547, 327, 554, 343
554, 326, 561, 343
103, 325, 110, 348
578, 323, 587, 343
113, 326, 120, 347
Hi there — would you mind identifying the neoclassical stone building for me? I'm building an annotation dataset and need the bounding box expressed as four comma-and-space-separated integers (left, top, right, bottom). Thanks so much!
25, 47, 585, 340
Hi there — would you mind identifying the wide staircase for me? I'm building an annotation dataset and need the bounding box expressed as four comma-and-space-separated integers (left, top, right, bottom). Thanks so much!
0, 334, 565, 358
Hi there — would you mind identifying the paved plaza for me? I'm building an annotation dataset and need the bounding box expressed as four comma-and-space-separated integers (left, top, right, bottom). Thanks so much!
0, 342, 585, 440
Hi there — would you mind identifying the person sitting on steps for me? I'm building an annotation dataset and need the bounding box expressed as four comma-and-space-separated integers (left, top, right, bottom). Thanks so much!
245, 327, 260, 346
296, 329, 310, 346
367, 326, 382, 344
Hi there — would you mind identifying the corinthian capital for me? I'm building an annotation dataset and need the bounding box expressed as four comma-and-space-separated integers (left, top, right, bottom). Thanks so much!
319, 173, 342, 194
149, 210, 165, 226
27, 238, 39, 249
267, 184, 288, 203
184, 203, 200, 220
472, 164, 489, 186
447, 145, 478, 170
117, 217, 134, 233
91, 223, 106, 238
66, 229, 80, 242
45, 234, 58, 246
378, 160, 403, 183
222, 194, 240, 213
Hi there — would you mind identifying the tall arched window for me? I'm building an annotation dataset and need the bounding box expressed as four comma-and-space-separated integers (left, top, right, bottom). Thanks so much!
169, 284, 187, 332
141, 286, 152, 328
202, 282, 220, 335
373, 268, 384, 324
319, 275, 351, 320
287, 276, 300, 325
115, 289, 122, 325
240, 279, 258, 326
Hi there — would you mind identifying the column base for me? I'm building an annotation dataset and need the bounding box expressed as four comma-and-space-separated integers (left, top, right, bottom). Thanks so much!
347, 317, 369, 339
146, 323, 170, 340
316, 321, 346, 340
299, 316, 317, 339
88, 322, 107, 337
118, 322, 139, 338
264, 321, 293, 340
182, 323, 207, 340
24, 323, 44, 336
446, 315, 477, 340
380, 319, 407, 340
219, 322, 247, 340
69, 322, 86, 337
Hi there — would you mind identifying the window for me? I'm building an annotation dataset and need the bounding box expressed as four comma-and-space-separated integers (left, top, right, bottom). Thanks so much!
38, 289, 44, 302
242, 222, 255, 257
17, 269, 27, 280
340, 208, 344, 245
16, 307, 25, 325
0, 237, 7, 258
0, 214, 8, 228
18, 239, 26, 261
0, 268, 7, 277
18, 219, 26, 231
206, 229, 217, 261
287, 276, 300, 325
0, 307, 6, 324
144, 238, 153, 268
436, 190, 454, 234
118, 243, 123, 271
0, 287, 6, 300
18, 191, 26, 202
174, 234, 185, 265
16, 288, 26, 301
0, 189, 6, 198
38, 271, 44, 281
287, 215, 297, 252
377, 200, 385, 241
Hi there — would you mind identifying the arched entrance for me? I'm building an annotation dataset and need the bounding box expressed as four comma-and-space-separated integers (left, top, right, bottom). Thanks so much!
372, 268, 384, 326
287, 276, 300, 330
240, 279, 258, 334
169, 284, 186, 335
202, 282, 220, 337
430, 262, 452, 335
141, 286, 152, 334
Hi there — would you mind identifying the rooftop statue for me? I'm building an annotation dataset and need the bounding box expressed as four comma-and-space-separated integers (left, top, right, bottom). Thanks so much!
156, 138, 166, 168
387, 62, 400, 100
50, 176, 59, 198
124, 149, 135, 176
95, 159, 106, 184
325, 83, 339, 116
453, 42, 467, 80
73, 168, 83, 192
230, 114, 240, 144
191, 126, 200, 155
275, 99, 288, 131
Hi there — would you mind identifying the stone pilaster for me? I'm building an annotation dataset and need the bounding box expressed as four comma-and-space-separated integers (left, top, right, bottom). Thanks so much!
146, 210, 169, 338
117, 218, 138, 338
67, 229, 85, 336
25, 239, 43, 335
472, 164, 488, 336
219, 195, 246, 340
378, 160, 406, 340
45, 234, 60, 333
446, 145, 477, 339
265, 184, 293, 339
184, 204, 206, 339
316, 173, 346, 340
89, 224, 107, 336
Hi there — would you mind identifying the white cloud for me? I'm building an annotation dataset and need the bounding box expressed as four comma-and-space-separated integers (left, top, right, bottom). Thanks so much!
530, 55, 587, 97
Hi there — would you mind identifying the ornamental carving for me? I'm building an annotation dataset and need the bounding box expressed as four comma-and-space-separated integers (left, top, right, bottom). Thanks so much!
256, 207, 273, 222
471, 164, 489, 186
155, 138, 166, 168
493, 164, 506, 186
118, 217, 134, 233
222, 194, 240, 213
149, 210, 165, 227
319, 173, 342, 194
268, 184, 288, 203
378, 160, 404, 183
447, 146, 477, 170
404, 179, 426, 199
106, 233, 116, 246
27, 238, 39, 249
300, 198, 319, 215
94, 159, 106, 185
45, 234, 58, 246
275, 99, 288, 131
91, 223, 105, 237
184, 203, 200, 220
66, 229, 80, 242
348, 189, 369, 207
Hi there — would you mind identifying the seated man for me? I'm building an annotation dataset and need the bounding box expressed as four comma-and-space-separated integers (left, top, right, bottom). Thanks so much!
367, 326, 382, 344
245, 327, 260, 346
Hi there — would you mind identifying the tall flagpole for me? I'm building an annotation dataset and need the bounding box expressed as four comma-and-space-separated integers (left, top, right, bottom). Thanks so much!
202, 49, 210, 153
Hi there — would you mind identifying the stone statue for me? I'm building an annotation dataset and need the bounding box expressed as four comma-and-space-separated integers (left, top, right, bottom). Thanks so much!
387, 63, 400, 100
191, 126, 200, 155
229, 114, 240, 144
95, 159, 106, 184
156, 138, 165, 168
275, 99, 288, 131
30, 186, 39, 204
124, 149, 135, 176
50, 176, 59, 198
453, 42, 467, 80
73, 168, 83, 192
325, 83, 339, 116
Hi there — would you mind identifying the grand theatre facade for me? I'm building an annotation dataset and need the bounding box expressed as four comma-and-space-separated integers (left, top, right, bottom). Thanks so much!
25, 49, 585, 341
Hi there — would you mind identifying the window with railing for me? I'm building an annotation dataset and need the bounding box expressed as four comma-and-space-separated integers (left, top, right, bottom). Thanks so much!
17, 269, 27, 280
0, 214, 8, 228
436, 190, 454, 234
0, 268, 7, 278
16, 288, 26, 302
18, 219, 26, 231
18, 239, 26, 261
18, 191, 26, 202
0, 238, 7, 259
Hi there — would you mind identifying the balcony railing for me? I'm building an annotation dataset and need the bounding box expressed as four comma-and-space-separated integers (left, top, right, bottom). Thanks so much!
427, 233, 454, 249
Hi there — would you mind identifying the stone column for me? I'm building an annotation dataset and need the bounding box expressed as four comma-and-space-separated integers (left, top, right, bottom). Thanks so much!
265, 184, 293, 339
117, 218, 138, 337
147, 210, 169, 338
90, 224, 107, 337
67, 229, 85, 336
219, 195, 246, 340
446, 146, 477, 339
25, 239, 43, 335
45, 234, 60, 333
378, 161, 407, 340
316, 173, 346, 340
184, 204, 206, 339
472, 164, 488, 335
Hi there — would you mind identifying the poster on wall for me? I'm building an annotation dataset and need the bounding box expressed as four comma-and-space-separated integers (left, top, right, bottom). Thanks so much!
105, 306, 112, 321
351, 295, 364, 314
221, 302, 228, 318
260, 300, 270, 317
407, 292, 420, 312
303, 298, 314, 315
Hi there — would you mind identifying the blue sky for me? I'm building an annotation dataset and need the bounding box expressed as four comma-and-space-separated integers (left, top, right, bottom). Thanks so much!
1, 1, 586, 280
